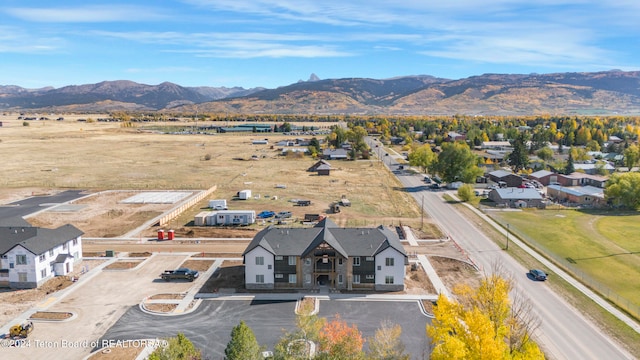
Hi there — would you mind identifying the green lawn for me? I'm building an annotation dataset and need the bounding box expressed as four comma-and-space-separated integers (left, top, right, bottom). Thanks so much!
489, 209, 640, 314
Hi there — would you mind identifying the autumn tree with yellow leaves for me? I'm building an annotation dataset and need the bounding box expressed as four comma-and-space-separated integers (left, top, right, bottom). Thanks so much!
427, 273, 544, 360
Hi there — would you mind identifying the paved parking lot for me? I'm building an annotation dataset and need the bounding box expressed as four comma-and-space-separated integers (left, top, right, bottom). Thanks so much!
0, 190, 84, 222
98, 298, 431, 359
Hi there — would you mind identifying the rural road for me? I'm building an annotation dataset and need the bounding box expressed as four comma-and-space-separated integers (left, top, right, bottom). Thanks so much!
368, 138, 635, 360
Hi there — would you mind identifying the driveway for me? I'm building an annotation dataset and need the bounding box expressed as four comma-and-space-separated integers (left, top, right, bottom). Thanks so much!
98, 299, 431, 359
0, 253, 198, 360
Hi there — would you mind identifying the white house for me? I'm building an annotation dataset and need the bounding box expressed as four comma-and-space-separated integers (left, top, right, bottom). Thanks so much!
0, 224, 84, 289
242, 218, 408, 291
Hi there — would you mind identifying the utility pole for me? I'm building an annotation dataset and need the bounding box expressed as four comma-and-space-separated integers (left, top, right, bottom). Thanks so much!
506, 223, 510, 250
421, 195, 424, 229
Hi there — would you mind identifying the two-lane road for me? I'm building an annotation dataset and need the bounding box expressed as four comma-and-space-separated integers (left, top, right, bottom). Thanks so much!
367, 138, 634, 359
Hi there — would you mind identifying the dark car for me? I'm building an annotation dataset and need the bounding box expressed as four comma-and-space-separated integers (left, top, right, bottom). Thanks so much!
529, 269, 548, 281
275, 211, 292, 219
430, 183, 440, 190
161, 268, 199, 282
257, 210, 275, 218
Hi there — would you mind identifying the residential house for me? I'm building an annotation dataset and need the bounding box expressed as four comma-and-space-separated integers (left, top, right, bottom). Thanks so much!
488, 188, 544, 208
567, 172, 608, 188
481, 141, 512, 150
547, 185, 605, 207
0, 224, 83, 289
488, 170, 524, 187
446, 131, 466, 142
529, 170, 555, 186
242, 218, 408, 291
307, 160, 332, 176
573, 163, 615, 175
322, 148, 349, 160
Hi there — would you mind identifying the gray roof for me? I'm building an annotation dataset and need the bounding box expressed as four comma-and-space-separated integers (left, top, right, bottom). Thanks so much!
548, 185, 604, 197
0, 224, 83, 255
243, 218, 406, 258
322, 148, 348, 156
0, 217, 31, 228
492, 188, 542, 200
530, 170, 553, 178
489, 170, 515, 178
55, 253, 74, 263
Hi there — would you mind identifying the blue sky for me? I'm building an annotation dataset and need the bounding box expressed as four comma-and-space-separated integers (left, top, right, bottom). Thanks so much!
1, 0, 638, 89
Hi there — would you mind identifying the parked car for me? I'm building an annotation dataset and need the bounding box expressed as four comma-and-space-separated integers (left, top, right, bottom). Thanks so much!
423, 176, 432, 183
529, 269, 548, 281
257, 210, 275, 218
430, 183, 441, 190
160, 268, 199, 282
276, 211, 292, 219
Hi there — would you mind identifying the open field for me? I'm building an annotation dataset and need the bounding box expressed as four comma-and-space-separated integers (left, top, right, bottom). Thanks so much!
0, 116, 436, 236
489, 208, 640, 315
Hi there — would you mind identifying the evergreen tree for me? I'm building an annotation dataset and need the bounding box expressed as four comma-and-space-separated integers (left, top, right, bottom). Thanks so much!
564, 150, 575, 175
507, 133, 529, 172
225, 321, 263, 360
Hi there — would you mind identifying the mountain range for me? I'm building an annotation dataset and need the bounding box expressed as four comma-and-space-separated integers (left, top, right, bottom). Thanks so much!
2, 70, 640, 115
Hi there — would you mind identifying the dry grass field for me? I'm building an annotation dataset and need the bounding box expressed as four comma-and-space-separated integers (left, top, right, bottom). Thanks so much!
0, 114, 435, 234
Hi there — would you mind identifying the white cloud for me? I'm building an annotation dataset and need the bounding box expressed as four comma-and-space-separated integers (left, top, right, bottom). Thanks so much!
0, 26, 65, 53
4, 5, 167, 23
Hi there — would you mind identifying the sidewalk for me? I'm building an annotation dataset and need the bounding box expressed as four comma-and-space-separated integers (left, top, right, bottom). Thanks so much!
417, 255, 450, 298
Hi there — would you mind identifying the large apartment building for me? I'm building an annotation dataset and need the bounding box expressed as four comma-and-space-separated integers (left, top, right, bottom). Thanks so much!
242, 218, 407, 291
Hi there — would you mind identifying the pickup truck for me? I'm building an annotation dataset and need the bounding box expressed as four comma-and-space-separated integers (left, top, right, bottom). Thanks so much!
160, 268, 199, 282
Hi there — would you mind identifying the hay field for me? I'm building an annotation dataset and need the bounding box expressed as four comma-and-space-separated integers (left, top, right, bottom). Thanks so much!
0, 115, 426, 229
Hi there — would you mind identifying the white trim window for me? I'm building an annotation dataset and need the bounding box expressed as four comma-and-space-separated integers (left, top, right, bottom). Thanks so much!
353, 257, 360, 266
16, 255, 27, 265
41, 268, 47, 278
289, 274, 297, 284
366, 274, 374, 280
288, 256, 296, 266
366, 257, 374, 261
385, 257, 394, 266
39, 254, 46, 262
256, 274, 264, 283
338, 274, 343, 284
275, 256, 283, 261
353, 274, 360, 284
255, 256, 264, 265
385, 276, 394, 284
275, 273, 284, 279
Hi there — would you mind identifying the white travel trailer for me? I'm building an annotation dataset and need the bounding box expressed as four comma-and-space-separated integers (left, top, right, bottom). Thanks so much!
207, 210, 256, 226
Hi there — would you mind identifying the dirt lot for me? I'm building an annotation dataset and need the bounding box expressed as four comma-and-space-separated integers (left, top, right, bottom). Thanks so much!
0, 116, 439, 238
0, 117, 478, 335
